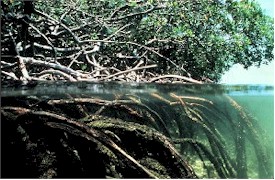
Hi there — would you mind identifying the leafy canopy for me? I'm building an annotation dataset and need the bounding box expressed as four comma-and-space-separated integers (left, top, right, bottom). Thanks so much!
1, 0, 274, 82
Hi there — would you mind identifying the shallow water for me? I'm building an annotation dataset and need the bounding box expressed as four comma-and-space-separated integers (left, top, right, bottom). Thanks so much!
227, 89, 274, 179
1, 82, 274, 178
231, 95, 274, 140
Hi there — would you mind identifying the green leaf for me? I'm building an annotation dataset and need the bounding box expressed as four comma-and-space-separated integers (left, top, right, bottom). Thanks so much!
81, 64, 87, 71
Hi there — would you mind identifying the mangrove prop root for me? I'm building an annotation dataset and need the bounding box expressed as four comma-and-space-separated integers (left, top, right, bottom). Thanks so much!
1, 105, 197, 178
1, 93, 272, 178
226, 96, 272, 178
88, 118, 196, 178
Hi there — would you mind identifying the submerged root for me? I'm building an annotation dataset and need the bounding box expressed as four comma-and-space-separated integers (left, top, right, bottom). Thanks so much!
1, 104, 196, 178
1, 92, 272, 178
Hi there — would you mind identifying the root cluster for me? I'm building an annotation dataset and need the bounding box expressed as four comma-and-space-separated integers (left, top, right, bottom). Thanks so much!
1, 86, 273, 178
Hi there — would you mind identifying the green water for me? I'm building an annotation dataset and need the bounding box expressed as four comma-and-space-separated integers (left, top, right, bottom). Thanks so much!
231, 95, 274, 141
1, 82, 274, 178
229, 94, 274, 178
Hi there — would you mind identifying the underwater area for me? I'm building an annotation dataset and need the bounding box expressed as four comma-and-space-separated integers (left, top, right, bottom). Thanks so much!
1, 82, 274, 178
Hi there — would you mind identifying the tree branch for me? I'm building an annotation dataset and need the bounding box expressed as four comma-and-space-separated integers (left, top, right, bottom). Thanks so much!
98, 64, 157, 81
18, 56, 89, 79
149, 74, 203, 84
106, 5, 164, 21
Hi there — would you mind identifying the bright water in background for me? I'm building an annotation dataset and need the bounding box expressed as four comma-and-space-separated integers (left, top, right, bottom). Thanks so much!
1, 82, 274, 178
225, 85, 274, 138
226, 85, 274, 178
225, 85, 274, 152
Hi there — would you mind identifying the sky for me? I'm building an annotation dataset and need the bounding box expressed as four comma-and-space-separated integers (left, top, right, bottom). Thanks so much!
220, 0, 274, 85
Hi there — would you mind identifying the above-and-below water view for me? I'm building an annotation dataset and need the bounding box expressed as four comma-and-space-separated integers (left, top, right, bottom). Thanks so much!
1, 82, 273, 178
1, 0, 274, 178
